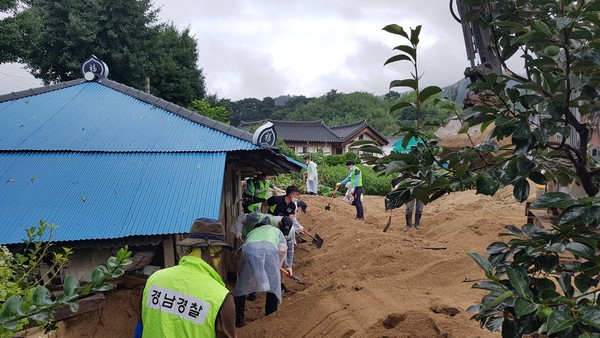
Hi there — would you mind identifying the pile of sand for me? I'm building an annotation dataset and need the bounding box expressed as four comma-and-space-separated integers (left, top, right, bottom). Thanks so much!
237, 189, 526, 337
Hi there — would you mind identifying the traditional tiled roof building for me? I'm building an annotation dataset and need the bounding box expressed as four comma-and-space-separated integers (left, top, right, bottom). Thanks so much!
238, 119, 388, 155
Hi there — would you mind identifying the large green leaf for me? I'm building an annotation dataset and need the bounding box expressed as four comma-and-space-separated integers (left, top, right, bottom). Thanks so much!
487, 242, 508, 255
389, 101, 413, 113
547, 309, 576, 335
480, 290, 514, 312
579, 307, 600, 330
507, 265, 533, 299
63, 275, 80, 297
393, 45, 416, 60
384, 54, 412, 66
514, 297, 539, 318
32, 286, 53, 306
558, 273, 574, 297
418, 86, 442, 104
513, 179, 530, 203
565, 242, 595, 260
389, 79, 417, 90
575, 274, 598, 293
382, 24, 408, 38
531, 192, 578, 209
468, 252, 495, 280
410, 25, 421, 45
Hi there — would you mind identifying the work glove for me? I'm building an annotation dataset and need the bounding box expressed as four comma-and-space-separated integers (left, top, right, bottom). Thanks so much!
336, 182, 341, 187
350, 188, 355, 194
286, 267, 293, 277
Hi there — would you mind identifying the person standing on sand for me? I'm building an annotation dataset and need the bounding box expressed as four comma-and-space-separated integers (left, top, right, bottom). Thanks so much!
138, 218, 236, 338
336, 160, 364, 220
405, 199, 425, 231
303, 156, 318, 195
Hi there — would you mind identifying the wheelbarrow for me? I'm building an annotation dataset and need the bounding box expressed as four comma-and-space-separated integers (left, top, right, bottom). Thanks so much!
280, 267, 304, 284
324, 185, 340, 211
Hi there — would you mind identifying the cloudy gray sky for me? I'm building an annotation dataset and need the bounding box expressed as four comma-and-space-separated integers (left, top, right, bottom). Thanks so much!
0, 0, 470, 100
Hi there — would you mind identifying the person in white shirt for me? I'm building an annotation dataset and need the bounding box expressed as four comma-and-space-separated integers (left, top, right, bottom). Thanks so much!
303, 156, 318, 195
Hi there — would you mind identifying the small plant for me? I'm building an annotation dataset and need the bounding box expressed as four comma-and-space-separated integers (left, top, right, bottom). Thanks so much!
0, 221, 132, 334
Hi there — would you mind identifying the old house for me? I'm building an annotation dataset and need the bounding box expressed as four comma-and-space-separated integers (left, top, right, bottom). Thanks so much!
238, 119, 388, 155
0, 62, 301, 282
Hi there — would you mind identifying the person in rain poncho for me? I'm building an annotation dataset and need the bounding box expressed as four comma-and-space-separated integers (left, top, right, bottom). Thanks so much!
232, 215, 293, 327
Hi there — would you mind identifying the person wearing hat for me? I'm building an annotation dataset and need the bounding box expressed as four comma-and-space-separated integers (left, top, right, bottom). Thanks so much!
233, 216, 293, 327
336, 160, 364, 220
139, 218, 237, 338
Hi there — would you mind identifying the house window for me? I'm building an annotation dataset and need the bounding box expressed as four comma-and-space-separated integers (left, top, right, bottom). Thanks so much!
290, 146, 295, 153
335, 148, 343, 155
302, 147, 308, 153
359, 135, 364, 139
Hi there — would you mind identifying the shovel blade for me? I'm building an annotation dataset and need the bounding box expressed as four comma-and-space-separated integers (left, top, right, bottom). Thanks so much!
291, 275, 304, 284
383, 215, 392, 232
312, 233, 324, 248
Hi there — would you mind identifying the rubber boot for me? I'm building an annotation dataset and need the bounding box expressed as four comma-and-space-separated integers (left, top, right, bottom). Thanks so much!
404, 214, 412, 232
415, 212, 422, 230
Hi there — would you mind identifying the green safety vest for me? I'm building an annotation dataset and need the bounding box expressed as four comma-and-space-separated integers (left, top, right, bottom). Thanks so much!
141, 255, 229, 338
243, 179, 255, 197
254, 180, 269, 200
247, 201, 263, 213
350, 166, 363, 187
246, 224, 281, 248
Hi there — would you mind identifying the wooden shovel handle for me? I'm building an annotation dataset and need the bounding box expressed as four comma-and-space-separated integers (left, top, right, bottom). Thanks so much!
280, 267, 291, 277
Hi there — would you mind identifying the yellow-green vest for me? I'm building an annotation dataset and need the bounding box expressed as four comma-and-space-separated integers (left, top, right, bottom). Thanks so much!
254, 180, 269, 200
246, 224, 280, 248
141, 255, 229, 338
350, 166, 363, 187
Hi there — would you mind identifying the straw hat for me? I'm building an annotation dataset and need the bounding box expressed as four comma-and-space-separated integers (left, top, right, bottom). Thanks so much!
177, 218, 231, 249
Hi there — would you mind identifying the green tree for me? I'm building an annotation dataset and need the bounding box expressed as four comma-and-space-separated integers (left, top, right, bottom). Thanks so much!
149, 24, 206, 106
6, 0, 207, 106
188, 99, 229, 124
21, 0, 159, 89
358, 2, 600, 335
0, 0, 40, 64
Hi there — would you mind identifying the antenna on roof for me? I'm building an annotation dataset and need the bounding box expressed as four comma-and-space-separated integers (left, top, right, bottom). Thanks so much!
81, 55, 109, 81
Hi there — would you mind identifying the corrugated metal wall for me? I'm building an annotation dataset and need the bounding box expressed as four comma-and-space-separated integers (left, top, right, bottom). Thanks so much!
0, 152, 226, 244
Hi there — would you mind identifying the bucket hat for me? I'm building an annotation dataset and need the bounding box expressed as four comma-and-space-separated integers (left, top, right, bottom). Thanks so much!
177, 218, 232, 249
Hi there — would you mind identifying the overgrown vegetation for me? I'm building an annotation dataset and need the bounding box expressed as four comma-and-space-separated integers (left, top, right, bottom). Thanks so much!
0, 221, 132, 335
272, 145, 391, 197
356, 1, 600, 336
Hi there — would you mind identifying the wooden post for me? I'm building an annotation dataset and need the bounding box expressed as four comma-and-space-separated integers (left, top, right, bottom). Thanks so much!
163, 236, 176, 268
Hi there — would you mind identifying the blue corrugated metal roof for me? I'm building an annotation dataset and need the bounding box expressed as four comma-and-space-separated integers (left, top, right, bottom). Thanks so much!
0, 81, 260, 152
285, 156, 307, 169
0, 152, 226, 244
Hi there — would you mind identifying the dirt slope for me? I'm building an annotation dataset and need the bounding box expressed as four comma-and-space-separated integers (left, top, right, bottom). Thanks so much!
53, 188, 526, 338
238, 189, 525, 337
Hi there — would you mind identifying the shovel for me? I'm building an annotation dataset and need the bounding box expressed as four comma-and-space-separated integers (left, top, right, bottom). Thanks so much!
305, 231, 324, 248
324, 185, 340, 211
280, 267, 304, 284
383, 210, 392, 232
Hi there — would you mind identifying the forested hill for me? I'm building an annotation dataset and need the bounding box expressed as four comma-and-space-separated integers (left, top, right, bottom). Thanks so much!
221, 80, 468, 136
